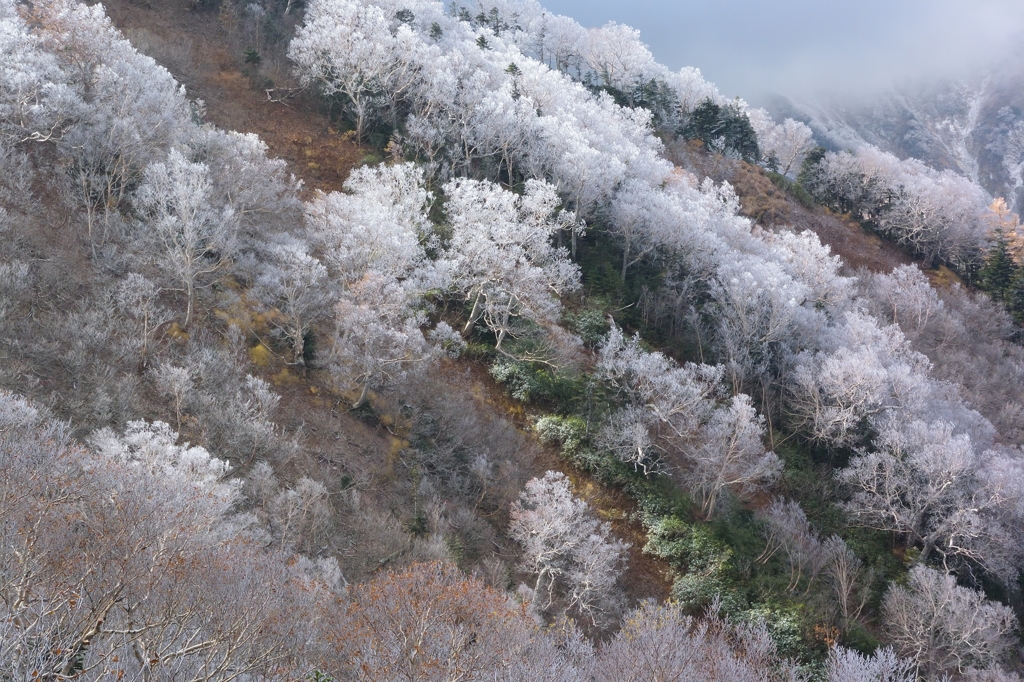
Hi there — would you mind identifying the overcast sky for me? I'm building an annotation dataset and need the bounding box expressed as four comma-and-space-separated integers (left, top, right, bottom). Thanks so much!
539, 0, 1024, 103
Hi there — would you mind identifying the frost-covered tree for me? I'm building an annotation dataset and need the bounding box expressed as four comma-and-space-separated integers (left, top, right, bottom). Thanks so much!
509, 471, 628, 624
112, 273, 168, 369
608, 178, 674, 281
746, 108, 815, 176
289, 0, 429, 142
709, 250, 818, 394
443, 178, 580, 350
194, 129, 302, 235
692, 394, 780, 517
584, 22, 657, 98
33, 0, 192, 236
135, 149, 237, 328
253, 237, 330, 365
89, 419, 237, 496
595, 407, 661, 475
536, 12, 587, 74
821, 535, 873, 632
1, 398, 321, 679
805, 146, 990, 270
308, 162, 433, 286
598, 324, 779, 513
0, 0, 79, 145
758, 497, 825, 591
883, 566, 1018, 677
153, 361, 193, 430
305, 163, 446, 406
598, 323, 723, 438
594, 601, 801, 682
788, 312, 931, 449
826, 647, 915, 682
328, 276, 438, 408
839, 420, 1024, 580
668, 66, 721, 116
341, 562, 588, 681
269, 476, 333, 553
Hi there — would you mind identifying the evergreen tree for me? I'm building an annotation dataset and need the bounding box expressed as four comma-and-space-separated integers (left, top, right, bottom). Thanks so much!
1008, 267, 1024, 325
719, 102, 760, 163
797, 146, 828, 191
978, 230, 1018, 301
681, 98, 759, 163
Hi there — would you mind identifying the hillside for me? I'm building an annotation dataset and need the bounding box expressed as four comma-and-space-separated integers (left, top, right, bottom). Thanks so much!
2, 0, 1024, 680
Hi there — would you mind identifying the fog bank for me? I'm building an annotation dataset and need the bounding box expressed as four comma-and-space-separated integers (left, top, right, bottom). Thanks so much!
539, 0, 1024, 102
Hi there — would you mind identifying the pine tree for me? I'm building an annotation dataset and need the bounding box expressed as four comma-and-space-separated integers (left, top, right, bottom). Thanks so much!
978, 230, 1018, 301
1008, 267, 1024, 325
798, 146, 827, 189
681, 98, 760, 163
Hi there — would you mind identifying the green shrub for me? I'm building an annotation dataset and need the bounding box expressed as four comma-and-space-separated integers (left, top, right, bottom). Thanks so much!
627, 477, 694, 521
742, 603, 810, 660
462, 342, 495, 362
645, 517, 733, 574
535, 414, 587, 454
489, 359, 586, 413
535, 414, 627, 481
490, 360, 535, 401
564, 307, 610, 348
842, 623, 881, 655
672, 573, 747, 616
709, 506, 768, 564
767, 170, 817, 208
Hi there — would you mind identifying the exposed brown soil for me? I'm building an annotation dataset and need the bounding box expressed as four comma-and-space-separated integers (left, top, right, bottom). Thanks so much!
784, 201, 916, 275
103, 0, 363, 196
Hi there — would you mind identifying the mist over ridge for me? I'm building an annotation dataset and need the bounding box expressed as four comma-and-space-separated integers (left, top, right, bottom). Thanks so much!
538, 0, 1024, 103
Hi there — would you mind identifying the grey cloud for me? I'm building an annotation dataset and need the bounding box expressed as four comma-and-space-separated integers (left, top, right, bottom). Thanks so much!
539, 0, 1024, 102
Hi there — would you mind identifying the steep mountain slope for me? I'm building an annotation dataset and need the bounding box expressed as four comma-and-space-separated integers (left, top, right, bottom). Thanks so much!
4, 0, 1024, 678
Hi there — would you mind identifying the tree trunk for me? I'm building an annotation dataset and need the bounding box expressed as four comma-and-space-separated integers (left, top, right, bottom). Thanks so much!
462, 291, 483, 337
494, 305, 512, 351
184, 277, 196, 329
140, 314, 150, 371
291, 317, 306, 365
352, 382, 370, 409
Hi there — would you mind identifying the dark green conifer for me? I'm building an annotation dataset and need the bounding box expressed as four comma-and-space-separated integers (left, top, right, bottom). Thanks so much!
1008, 267, 1024, 325
978, 230, 1018, 301
681, 98, 760, 163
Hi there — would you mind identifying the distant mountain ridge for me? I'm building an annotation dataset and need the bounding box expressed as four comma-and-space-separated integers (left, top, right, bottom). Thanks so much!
775, 55, 1024, 214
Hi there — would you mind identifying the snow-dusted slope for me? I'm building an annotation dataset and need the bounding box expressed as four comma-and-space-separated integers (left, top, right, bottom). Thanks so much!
784, 60, 1024, 214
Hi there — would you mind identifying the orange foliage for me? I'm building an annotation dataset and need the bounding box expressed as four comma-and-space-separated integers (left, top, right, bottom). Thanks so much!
986, 198, 1024, 264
